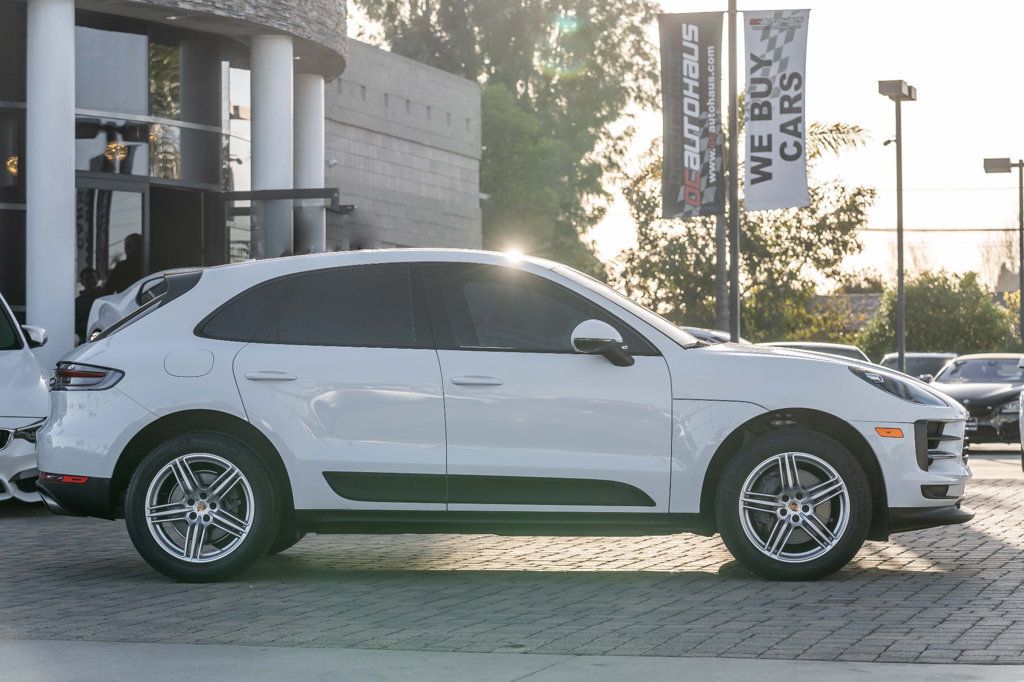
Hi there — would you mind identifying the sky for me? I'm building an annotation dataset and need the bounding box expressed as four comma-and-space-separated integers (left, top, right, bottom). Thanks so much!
588, 0, 1024, 286
349, 1, 1024, 287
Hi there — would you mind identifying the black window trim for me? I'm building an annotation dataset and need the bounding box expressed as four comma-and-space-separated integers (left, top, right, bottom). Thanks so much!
194, 262, 434, 351
420, 262, 660, 357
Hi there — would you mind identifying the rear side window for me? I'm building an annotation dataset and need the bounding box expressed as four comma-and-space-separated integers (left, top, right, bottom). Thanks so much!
0, 304, 21, 351
200, 265, 431, 348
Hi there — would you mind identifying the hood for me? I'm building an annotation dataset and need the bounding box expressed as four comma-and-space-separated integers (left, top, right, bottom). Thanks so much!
931, 381, 1020, 407
0, 348, 49, 419
663, 341, 962, 422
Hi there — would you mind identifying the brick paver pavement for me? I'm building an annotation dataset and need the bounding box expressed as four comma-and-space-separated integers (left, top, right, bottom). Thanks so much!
0, 461, 1021, 665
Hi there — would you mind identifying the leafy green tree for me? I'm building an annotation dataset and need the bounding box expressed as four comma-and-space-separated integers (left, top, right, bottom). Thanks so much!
857, 272, 1019, 360
355, 0, 660, 277
617, 121, 875, 340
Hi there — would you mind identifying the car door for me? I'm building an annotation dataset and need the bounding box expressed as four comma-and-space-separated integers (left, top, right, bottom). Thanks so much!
230, 264, 448, 511
424, 262, 673, 512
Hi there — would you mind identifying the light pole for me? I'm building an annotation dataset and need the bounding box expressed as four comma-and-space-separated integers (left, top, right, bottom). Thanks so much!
878, 80, 917, 373
727, 0, 740, 342
984, 156, 1024, 339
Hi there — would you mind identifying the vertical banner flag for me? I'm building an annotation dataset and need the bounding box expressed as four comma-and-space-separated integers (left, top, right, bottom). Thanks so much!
659, 13, 723, 219
743, 9, 810, 211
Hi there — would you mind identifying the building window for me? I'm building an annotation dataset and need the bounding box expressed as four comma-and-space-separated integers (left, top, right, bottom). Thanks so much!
0, 2, 26, 103
75, 25, 149, 116
0, 110, 25, 204
0, 209, 26, 314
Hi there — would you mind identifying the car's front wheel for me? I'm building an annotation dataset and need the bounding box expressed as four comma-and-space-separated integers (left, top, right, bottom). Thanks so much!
716, 429, 871, 580
124, 432, 280, 582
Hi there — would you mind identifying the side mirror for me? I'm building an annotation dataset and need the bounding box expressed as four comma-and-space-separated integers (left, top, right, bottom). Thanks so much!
918, 373, 934, 383
21, 325, 47, 349
1018, 357, 1024, 369
571, 319, 634, 367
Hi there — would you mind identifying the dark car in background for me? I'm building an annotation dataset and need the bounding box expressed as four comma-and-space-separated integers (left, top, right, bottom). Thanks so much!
880, 352, 957, 380
931, 354, 1024, 446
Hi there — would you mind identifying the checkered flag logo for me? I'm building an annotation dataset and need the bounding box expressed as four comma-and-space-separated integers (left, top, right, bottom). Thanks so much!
748, 11, 806, 91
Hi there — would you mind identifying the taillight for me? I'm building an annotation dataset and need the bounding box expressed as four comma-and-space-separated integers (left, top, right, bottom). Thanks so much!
52, 362, 124, 391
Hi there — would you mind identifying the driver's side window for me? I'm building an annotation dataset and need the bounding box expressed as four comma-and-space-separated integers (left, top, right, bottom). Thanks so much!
427, 264, 655, 354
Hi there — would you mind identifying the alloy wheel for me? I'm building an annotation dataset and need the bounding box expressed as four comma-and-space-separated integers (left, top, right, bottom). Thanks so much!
144, 453, 254, 563
737, 451, 850, 563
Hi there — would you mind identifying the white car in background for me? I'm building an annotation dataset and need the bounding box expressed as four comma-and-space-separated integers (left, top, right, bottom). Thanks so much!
0, 293, 48, 503
86, 269, 196, 340
37, 250, 973, 582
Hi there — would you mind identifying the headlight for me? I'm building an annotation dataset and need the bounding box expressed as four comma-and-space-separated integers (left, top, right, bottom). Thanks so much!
849, 367, 948, 407
1000, 399, 1020, 415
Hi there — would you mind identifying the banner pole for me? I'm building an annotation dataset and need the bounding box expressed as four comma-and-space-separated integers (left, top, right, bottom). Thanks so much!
727, 0, 740, 341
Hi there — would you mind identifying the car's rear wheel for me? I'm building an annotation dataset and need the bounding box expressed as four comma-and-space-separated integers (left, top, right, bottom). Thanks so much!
124, 432, 280, 582
715, 429, 871, 581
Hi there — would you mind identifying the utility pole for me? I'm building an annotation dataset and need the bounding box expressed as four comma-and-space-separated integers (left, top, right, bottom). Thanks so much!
715, 214, 728, 331
727, 0, 740, 342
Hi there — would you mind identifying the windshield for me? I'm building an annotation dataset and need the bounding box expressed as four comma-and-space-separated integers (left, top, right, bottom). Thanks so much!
554, 266, 700, 348
935, 358, 1024, 384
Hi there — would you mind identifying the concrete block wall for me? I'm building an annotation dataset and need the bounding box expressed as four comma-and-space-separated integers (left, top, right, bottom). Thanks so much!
325, 40, 482, 250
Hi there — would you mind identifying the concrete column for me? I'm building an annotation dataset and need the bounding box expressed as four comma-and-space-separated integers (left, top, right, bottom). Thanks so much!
250, 34, 293, 258
293, 72, 326, 254
26, 0, 76, 363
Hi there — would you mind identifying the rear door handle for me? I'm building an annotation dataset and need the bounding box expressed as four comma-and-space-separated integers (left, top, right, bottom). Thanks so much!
451, 375, 504, 386
244, 370, 297, 382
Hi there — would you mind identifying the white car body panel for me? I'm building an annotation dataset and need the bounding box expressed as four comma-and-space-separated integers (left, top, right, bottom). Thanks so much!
232, 343, 447, 511
669, 399, 767, 513
439, 350, 672, 512
37, 249, 971, 530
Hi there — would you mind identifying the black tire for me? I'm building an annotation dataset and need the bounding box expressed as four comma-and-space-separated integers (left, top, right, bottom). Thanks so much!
124, 431, 281, 582
715, 429, 871, 581
267, 524, 306, 555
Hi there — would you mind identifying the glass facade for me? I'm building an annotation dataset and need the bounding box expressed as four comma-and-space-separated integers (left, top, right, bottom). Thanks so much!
0, 6, 249, 316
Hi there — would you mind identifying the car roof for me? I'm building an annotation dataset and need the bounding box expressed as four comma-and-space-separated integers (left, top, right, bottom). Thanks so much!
949, 353, 1024, 361
209, 249, 561, 272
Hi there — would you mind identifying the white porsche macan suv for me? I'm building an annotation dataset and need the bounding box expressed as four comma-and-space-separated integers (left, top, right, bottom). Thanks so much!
36, 250, 973, 582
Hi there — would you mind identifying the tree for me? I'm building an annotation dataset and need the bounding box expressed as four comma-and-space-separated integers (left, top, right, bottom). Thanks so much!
857, 272, 1019, 359
354, 0, 660, 277
617, 121, 875, 340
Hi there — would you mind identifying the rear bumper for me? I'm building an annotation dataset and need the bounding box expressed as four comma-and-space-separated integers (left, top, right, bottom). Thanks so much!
36, 474, 115, 519
886, 504, 974, 535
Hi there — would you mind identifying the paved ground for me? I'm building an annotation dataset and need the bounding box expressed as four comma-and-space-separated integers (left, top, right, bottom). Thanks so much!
3, 640, 1023, 681
0, 454, 1021, 668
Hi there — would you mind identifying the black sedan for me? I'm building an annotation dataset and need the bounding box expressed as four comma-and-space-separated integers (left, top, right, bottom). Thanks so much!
931, 354, 1024, 446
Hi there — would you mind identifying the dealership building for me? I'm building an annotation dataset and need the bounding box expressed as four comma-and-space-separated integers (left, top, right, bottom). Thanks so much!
0, 0, 482, 366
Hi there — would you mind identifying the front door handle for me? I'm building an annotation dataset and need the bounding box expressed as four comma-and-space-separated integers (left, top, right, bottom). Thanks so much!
451, 375, 504, 386
244, 370, 297, 382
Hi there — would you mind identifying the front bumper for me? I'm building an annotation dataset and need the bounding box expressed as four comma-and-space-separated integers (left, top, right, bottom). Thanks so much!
0, 437, 42, 504
887, 503, 975, 534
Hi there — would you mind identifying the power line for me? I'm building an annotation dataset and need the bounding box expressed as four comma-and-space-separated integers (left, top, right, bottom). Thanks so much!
862, 227, 1017, 233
